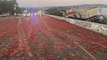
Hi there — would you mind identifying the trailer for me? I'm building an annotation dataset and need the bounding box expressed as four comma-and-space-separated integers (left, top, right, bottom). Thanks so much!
80, 7, 107, 19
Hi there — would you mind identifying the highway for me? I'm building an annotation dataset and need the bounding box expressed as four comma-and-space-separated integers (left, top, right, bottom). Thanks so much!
0, 16, 107, 60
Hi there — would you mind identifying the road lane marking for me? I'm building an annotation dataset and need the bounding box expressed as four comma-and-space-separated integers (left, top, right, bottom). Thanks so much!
74, 41, 97, 60
18, 17, 33, 57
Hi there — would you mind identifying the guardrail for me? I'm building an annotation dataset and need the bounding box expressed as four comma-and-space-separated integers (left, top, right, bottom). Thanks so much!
46, 14, 107, 36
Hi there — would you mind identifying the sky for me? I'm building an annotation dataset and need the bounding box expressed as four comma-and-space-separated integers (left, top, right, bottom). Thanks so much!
16, 0, 107, 7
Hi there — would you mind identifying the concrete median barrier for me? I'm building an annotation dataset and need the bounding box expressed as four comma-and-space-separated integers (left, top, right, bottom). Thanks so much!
46, 14, 107, 36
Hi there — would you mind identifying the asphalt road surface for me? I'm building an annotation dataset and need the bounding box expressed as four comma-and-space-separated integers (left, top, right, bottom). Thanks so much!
0, 16, 107, 60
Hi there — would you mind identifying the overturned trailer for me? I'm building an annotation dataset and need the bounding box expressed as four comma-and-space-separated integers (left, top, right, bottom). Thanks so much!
65, 7, 107, 24
66, 7, 107, 19
79, 7, 107, 19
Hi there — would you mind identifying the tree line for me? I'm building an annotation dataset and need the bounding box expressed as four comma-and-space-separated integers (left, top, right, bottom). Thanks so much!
0, 0, 22, 15
45, 8, 64, 17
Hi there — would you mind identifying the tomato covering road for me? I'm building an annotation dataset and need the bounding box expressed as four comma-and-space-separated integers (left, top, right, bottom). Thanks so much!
0, 16, 107, 60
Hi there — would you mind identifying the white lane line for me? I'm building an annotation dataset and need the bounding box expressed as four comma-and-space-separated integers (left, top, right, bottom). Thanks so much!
74, 41, 97, 60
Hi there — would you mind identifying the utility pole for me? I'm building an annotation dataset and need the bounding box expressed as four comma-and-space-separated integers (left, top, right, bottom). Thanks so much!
13, 0, 18, 15
14, 4, 17, 15
60, 11, 65, 17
